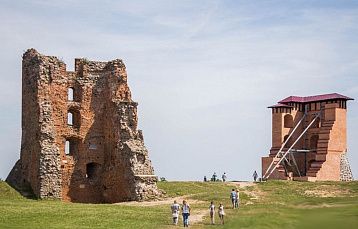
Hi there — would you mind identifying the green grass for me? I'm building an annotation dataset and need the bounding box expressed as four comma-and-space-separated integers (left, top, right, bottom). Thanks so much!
0, 180, 357, 228
224, 181, 358, 229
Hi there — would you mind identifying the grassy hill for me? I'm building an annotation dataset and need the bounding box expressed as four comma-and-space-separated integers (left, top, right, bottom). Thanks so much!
0, 180, 357, 228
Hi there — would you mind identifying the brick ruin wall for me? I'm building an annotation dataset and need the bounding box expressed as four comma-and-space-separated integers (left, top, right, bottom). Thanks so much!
6, 49, 161, 203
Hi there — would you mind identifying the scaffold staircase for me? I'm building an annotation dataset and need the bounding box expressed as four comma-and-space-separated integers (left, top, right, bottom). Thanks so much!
263, 111, 321, 180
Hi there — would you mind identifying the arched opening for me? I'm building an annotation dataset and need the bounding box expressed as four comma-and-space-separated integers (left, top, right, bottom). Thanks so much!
310, 135, 319, 150
312, 117, 320, 128
86, 162, 101, 180
68, 87, 74, 101
67, 109, 81, 128
284, 114, 294, 128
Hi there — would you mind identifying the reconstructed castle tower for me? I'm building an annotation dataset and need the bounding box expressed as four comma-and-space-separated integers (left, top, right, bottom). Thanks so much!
262, 93, 354, 181
7, 49, 161, 203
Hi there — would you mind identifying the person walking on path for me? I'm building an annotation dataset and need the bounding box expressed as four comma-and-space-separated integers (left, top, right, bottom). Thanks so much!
209, 201, 215, 225
171, 200, 180, 225
230, 188, 237, 209
235, 189, 240, 209
182, 200, 191, 227
218, 203, 225, 225
222, 172, 227, 182
253, 170, 258, 182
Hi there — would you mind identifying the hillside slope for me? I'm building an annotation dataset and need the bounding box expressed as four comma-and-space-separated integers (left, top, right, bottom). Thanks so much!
0, 180, 357, 228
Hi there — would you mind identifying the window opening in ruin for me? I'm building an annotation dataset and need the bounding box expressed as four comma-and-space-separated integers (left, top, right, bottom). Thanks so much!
310, 135, 319, 150
86, 163, 101, 180
89, 143, 97, 150
68, 109, 81, 128
65, 140, 70, 155
284, 114, 294, 128
65, 138, 79, 155
67, 112, 73, 125
68, 88, 74, 101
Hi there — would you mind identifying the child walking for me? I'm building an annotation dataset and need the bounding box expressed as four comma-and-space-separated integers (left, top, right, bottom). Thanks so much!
218, 203, 225, 225
209, 201, 215, 225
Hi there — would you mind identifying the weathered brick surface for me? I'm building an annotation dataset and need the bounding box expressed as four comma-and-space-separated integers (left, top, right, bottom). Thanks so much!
6, 49, 161, 203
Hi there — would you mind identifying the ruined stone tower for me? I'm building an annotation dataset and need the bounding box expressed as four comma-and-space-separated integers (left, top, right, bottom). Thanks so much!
262, 93, 354, 181
6, 49, 161, 203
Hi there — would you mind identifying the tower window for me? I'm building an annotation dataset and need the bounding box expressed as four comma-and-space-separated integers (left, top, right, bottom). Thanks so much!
68, 88, 74, 101
284, 114, 294, 128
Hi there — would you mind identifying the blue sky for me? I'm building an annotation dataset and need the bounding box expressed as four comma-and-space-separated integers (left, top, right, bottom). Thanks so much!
0, 0, 357, 180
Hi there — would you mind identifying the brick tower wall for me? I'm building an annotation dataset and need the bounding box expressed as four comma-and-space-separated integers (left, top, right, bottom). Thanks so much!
7, 49, 161, 203
262, 98, 352, 181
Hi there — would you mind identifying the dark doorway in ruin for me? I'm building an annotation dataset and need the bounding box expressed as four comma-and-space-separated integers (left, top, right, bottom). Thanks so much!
86, 163, 101, 180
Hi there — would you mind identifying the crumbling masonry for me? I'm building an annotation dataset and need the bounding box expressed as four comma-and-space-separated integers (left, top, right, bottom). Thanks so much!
262, 93, 354, 181
7, 49, 161, 203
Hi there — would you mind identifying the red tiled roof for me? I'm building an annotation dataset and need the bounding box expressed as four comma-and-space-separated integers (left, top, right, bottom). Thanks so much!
268, 103, 294, 108
278, 93, 353, 104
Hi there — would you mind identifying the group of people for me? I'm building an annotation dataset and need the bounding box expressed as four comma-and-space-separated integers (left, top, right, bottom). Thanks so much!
170, 189, 240, 227
204, 172, 227, 182
204, 170, 258, 183
209, 201, 226, 225
171, 200, 191, 227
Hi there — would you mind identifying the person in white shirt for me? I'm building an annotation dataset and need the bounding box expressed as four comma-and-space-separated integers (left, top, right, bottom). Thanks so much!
218, 203, 225, 225
209, 201, 215, 225
235, 189, 240, 208
182, 200, 191, 227
171, 200, 180, 225
222, 172, 227, 182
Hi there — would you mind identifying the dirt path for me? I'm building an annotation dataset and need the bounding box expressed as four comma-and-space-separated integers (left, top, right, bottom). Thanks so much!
227, 181, 256, 188
115, 194, 205, 207
116, 181, 259, 226
227, 181, 261, 204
